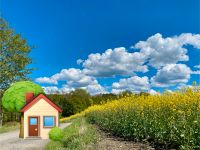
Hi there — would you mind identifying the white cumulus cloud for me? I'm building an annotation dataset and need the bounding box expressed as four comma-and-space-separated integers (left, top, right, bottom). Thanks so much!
194, 64, 200, 69
191, 70, 200, 75
134, 33, 200, 68
37, 33, 200, 94
36, 68, 107, 95
78, 33, 200, 78
36, 68, 96, 87
81, 47, 148, 77
112, 76, 150, 93
151, 64, 191, 87
86, 83, 107, 95
36, 77, 57, 84
42, 86, 59, 94
148, 89, 158, 95
177, 83, 193, 90
191, 64, 200, 75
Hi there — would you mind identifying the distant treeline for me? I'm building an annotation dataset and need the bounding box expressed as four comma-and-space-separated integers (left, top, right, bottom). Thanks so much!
47, 89, 123, 117
47, 89, 150, 117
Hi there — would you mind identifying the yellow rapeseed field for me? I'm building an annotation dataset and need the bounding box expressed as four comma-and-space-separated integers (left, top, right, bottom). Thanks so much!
61, 87, 200, 149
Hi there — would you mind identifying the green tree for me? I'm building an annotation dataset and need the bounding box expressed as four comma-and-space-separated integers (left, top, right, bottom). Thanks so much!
47, 89, 91, 117
91, 93, 118, 105
47, 94, 75, 117
0, 18, 32, 91
2, 81, 44, 112
70, 89, 91, 107
138, 91, 150, 97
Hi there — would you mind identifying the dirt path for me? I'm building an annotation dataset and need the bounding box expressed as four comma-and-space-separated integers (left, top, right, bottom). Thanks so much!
0, 123, 71, 150
88, 132, 155, 150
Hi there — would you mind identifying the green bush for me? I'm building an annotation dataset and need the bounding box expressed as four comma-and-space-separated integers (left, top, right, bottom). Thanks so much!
49, 127, 64, 141
2, 81, 44, 112
45, 118, 100, 150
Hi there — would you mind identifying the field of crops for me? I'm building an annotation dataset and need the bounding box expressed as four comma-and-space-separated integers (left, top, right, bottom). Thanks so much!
61, 88, 200, 149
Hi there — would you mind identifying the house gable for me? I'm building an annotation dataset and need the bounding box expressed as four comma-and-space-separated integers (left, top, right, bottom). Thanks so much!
20, 94, 62, 113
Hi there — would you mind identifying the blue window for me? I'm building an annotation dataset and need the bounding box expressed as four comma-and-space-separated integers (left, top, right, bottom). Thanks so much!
30, 118, 37, 125
43, 116, 55, 127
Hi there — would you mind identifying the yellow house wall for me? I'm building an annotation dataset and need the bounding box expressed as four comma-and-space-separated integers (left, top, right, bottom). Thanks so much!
24, 98, 59, 139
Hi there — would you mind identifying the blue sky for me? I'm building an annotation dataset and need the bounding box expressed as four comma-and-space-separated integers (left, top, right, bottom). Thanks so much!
1, 0, 200, 94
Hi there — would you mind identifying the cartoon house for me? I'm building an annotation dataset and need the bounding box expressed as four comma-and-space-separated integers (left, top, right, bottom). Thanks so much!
20, 93, 62, 139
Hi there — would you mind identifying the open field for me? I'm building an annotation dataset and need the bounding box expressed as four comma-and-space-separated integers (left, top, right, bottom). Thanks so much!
61, 88, 200, 149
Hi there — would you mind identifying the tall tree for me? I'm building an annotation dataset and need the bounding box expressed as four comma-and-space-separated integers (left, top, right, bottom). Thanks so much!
0, 18, 32, 91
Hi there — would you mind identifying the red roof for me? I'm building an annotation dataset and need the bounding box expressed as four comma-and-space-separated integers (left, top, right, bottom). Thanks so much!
20, 93, 62, 113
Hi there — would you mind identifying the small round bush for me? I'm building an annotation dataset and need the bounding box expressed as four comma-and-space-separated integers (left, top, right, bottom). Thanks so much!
49, 127, 64, 141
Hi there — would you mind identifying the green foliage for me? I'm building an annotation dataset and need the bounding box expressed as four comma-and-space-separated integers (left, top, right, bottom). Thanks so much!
49, 127, 64, 141
91, 93, 118, 105
48, 89, 91, 117
47, 88, 134, 118
0, 18, 32, 91
47, 94, 75, 117
2, 81, 43, 112
46, 117, 99, 150
69, 89, 91, 112
48, 89, 123, 118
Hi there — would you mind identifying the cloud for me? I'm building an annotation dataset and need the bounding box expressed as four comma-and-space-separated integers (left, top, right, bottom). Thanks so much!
42, 86, 59, 94
191, 70, 200, 75
77, 59, 84, 65
112, 76, 150, 93
78, 33, 200, 77
191, 64, 200, 74
148, 89, 158, 95
177, 83, 193, 90
194, 64, 200, 69
177, 33, 200, 49
191, 64, 200, 75
151, 64, 191, 87
111, 89, 124, 94
60, 85, 75, 93
36, 68, 96, 87
42, 85, 75, 94
36, 68, 107, 95
80, 47, 148, 77
37, 33, 200, 94
86, 83, 107, 95
134, 33, 200, 68
52, 68, 94, 86
42, 83, 106, 95
36, 77, 57, 84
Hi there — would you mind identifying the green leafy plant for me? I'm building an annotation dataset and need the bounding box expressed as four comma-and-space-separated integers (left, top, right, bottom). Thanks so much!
49, 127, 64, 141
45, 118, 99, 150
2, 81, 44, 112
0, 18, 33, 90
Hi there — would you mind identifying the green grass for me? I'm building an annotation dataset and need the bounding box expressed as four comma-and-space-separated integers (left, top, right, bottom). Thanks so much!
0, 121, 19, 133
45, 117, 100, 150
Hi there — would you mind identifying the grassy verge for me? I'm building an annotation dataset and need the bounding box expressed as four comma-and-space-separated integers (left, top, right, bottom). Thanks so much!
0, 121, 19, 133
45, 117, 100, 150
